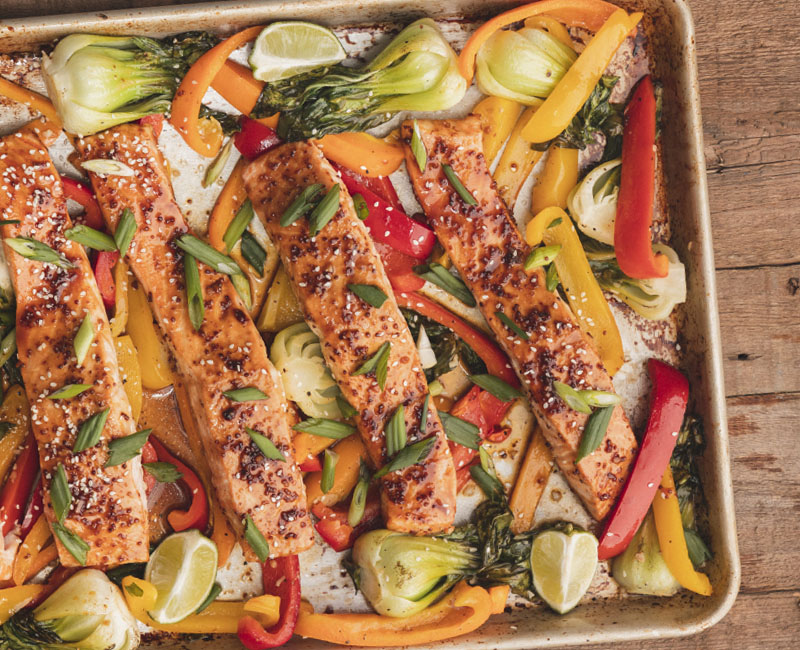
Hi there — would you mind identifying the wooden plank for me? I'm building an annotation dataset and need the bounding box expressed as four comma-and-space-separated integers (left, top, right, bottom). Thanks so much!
717, 264, 800, 397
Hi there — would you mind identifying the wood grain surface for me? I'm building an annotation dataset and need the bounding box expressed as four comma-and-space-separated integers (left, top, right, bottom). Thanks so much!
2, 0, 799, 646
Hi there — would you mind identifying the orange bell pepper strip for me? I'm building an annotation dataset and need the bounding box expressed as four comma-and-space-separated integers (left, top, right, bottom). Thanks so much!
171, 26, 264, 157
293, 431, 336, 467
304, 435, 366, 508
521, 9, 643, 143
12, 515, 51, 586
0, 584, 45, 624
0, 387, 30, 485
210, 498, 236, 569
293, 581, 495, 646
22, 544, 58, 583
0, 78, 62, 128
212, 59, 271, 117
652, 467, 712, 596
314, 132, 404, 178
488, 585, 510, 614
458, 0, 618, 81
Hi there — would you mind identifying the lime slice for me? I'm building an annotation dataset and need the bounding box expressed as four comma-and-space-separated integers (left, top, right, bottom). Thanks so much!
531, 525, 598, 614
145, 530, 218, 624
249, 22, 346, 82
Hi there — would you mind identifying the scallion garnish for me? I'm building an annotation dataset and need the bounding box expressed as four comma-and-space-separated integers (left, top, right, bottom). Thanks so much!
0, 220, 20, 225
547, 217, 563, 229
524, 244, 562, 271
280, 184, 324, 227
468, 374, 523, 403
414, 262, 476, 307
195, 583, 223, 614
321, 448, 338, 493
308, 184, 341, 236
347, 283, 388, 309
240, 231, 266, 276
419, 394, 430, 436
4, 237, 73, 269
81, 159, 133, 176
223, 199, 254, 253
553, 381, 592, 414
53, 522, 89, 565
48, 384, 92, 400
51, 463, 71, 523
374, 436, 434, 479
385, 405, 407, 457
292, 418, 356, 439
244, 514, 270, 562
336, 396, 358, 419
348, 459, 371, 526
72, 408, 110, 453
352, 193, 369, 220
114, 208, 137, 256
440, 412, 480, 450
246, 427, 286, 462
230, 272, 253, 311
203, 138, 234, 188
184, 253, 204, 331
576, 406, 615, 462
223, 387, 269, 402
74, 314, 94, 367
352, 341, 391, 390
411, 119, 427, 171
64, 225, 116, 251
105, 428, 152, 467
469, 464, 505, 501
578, 389, 621, 407
175, 234, 241, 276
442, 164, 477, 206
0, 329, 15, 368
143, 461, 182, 483
546, 263, 560, 291
494, 310, 529, 341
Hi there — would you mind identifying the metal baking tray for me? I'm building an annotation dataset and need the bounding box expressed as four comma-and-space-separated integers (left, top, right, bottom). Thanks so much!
0, 0, 740, 647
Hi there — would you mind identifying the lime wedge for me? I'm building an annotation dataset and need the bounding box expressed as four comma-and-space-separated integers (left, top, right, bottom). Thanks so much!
249, 22, 346, 82
145, 530, 218, 624
530, 525, 598, 614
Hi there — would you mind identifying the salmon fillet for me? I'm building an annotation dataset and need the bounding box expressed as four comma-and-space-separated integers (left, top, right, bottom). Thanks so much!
0, 129, 148, 566
73, 124, 312, 557
401, 117, 637, 520
244, 141, 457, 535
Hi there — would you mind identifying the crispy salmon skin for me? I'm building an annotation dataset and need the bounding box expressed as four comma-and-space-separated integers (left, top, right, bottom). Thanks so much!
401, 116, 637, 520
0, 129, 148, 567
73, 124, 312, 557
244, 141, 457, 535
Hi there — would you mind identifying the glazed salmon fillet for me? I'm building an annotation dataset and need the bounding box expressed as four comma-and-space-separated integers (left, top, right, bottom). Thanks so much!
73, 124, 312, 557
401, 117, 637, 520
244, 141, 457, 535
0, 129, 148, 566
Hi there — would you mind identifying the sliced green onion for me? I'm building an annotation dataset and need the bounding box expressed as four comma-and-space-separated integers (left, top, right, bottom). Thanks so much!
553, 381, 592, 414
4, 237, 73, 269
204, 139, 234, 188
0, 328, 15, 368
52, 522, 89, 565
576, 405, 615, 462
175, 234, 240, 276
73, 408, 110, 453
374, 436, 434, 479
494, 310, 529, 341
0, 220, 20, 225
352, 193, 369, 220
524, 244, 562, 271
411, 119, 427, 171
419, 394, 430, 436
280, 184, 324, 227
414, 262, 476, 307
105, 428, 152, 467
469, 464, 505, 501
547, 217, 563, 229
81, 159, 133, 176
352, 341, 391, 390
244, 514, 270, 562
321, 448, 338, 493
125, 582, 144, 598
468, 374, 523, 402
143, 461, 183, 483
348, 460, 371, 527
545, 263, 560, 291
48, 384, 92, 400
308, 184, 341, 237
478, 445, 495, 476
230, 270, 253, 311
292, 418, 356, 439
223, 387, 269, 402
428, 380, 443, 396
114, 208, 137, 256
74, 314, 94, 367
440, 412, 480, 450
385, 405, 407, 457
578, 389, 621, 407
223, 199, 254, 253
240, 231, 266, 276
51, 463, 71, 523
336, 396, 358, 419
184, 253, 204, 331
246, 427, 286, 462
195, 583, 223, 614
347, 284, 387, 309
442, 164, 477, 206
64, 225, 116, 251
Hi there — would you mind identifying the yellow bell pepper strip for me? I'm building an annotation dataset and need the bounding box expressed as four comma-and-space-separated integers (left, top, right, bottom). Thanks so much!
304, 435, 367, 508
122, 576, 280, 633
458, 0, 618, 81
170, 26, 264, 157
652, 467, 712, 596
109, 259, 129, 337
22, 543, 57, 584
210, 498, 236, 569
314, 132, 405, 178
0, 585, 45, 624
12, 516, 51, 587
493, 106, 544, 209
257, 264, 305, 334
471, 96, 521, 164
293, 581, 495, 647
534, 146, 625, 375
127, 283, 174, 389
488, 585, 510, 614
521, 9, 643, 143
115, 335, 143, 421
0, 387, 30, 485
525, 206, 564, 247
0, 77, 62, 128
524, 15, 575, 49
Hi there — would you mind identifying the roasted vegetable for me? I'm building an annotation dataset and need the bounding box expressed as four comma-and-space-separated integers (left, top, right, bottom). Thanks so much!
566, 158, 621, 245
557, 76, 622, 155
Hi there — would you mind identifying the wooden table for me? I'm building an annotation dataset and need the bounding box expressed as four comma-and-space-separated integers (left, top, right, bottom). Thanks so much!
3, 0, 799, 646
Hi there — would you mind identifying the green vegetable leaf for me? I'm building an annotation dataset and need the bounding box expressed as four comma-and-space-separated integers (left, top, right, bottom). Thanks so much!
308, 184, 341, 236
558, 76, 623, 159
48, 384, 92, 400
385, 405, 407, 458
64, 225, 116, 251
105, 429, 152, 467
293, 418, 356, 439
240, 231, 266, 276
494, 311, 529, 341
4, 237, 73, 269
247, 427, 286, 462
352, 193, 369, 220
114, 208, 137, 256
469, 374, 523, 403
684, 529, 712, 569
53, 522, 89, 565
73, 314, 94, 367
223, 387, 269, 402
321, 448, 338, 493
223, 199, 255, 253
175, 234, 240, 276
411, 119, 427, 171
553, 381, 592, 414
347, 284, 387, 308
244, 514, 270, 562
336, 395, 358, 419
576, 406, 615, 462
374, 436, 435, 479
352, 341, 391, 390
414, 262, 476, 307
143, 461, 183, 483
281, 184, 324, 227
469, 464, 505, 502
524, 244, 561, 271
184, 253, 204, 331
195, 583, 222, 614
440, 412, 481, 450
73, 408, 110, 453
442, 164, 477, 206
51, 463, 71, 523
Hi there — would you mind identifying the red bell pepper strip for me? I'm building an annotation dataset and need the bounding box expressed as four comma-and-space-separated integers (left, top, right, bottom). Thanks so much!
373, 242, 425, 292
597, 358, 689, 560
61, 176, 104, 230
18, 477, 43, 539
93, 251, 119, 310
149, 437, 210, 533
142, 441, 158, 494
234, 116, 282, 161
0, 433, 39, 537
238, 554, 302, 649
139, 114, 165, 139
335, 164, 403, 212
395, 291, 518, 387
614, 75, 669, 280
336, 166, 435, 260
299, 456, 323, 473
311, 491, 382, 552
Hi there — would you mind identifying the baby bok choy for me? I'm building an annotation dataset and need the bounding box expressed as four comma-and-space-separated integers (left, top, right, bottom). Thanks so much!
42, 31, 217, 136
250, 19, 466, 140
0, 569, 139, 650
